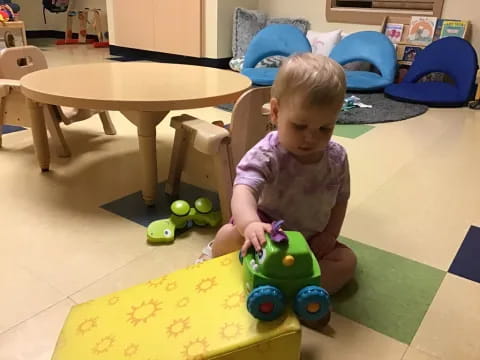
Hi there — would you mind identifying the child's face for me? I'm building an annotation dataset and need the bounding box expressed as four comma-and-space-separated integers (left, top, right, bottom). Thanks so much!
270, 96, 340, 163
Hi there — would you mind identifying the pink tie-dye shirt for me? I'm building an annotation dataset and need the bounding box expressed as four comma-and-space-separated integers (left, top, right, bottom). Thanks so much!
234, 131, 350, 239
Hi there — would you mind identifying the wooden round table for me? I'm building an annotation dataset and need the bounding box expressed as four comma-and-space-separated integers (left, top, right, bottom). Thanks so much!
20, 62, 251, 204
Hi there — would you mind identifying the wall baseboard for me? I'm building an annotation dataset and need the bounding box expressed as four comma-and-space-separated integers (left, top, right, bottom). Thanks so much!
109, 45, 231, 69
26, 30, 99, 41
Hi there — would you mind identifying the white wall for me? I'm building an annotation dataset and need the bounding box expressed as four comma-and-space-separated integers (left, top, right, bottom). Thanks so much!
17, 0, 108, 35
258, 0, 479, 52
217, 0, 259, 58
442, 0, 479, 52
204, 0, 218, 58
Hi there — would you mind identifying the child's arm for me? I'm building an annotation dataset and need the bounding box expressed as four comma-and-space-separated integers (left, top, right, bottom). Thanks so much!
309, 200, 348, 255
322, 200, 348, 240
232, 185, 272, 255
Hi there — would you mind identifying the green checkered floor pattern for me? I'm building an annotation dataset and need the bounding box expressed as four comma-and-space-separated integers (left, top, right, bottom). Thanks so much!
332, 236, 446, 344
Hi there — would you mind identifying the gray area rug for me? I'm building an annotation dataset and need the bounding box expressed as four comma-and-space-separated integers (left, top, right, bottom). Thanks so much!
216, 92, 428, 124
338, 93, 428, 124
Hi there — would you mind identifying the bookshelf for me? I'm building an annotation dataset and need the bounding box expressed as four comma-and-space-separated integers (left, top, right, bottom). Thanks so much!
381, 15, 472, 65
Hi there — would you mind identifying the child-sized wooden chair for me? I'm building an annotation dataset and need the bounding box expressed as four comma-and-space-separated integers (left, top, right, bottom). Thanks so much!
165, 87, 271, 223
0, 45, 116, 156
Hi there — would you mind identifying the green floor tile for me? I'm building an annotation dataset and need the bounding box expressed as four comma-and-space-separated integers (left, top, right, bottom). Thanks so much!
332, 236, 446, 344
334, 124, 374, 139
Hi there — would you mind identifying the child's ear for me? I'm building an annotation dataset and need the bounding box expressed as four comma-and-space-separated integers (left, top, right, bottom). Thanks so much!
270, 98, 279, 125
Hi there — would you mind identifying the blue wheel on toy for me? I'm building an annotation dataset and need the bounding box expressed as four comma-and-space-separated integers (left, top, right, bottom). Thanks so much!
294, 286, 330, 322
247, 285, 285, 321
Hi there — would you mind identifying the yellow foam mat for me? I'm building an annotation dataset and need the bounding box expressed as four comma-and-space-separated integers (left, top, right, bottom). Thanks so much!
52, 252, 301, 360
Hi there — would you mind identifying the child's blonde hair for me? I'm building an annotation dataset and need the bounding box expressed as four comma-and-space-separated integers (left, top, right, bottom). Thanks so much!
271, 53, 346, 108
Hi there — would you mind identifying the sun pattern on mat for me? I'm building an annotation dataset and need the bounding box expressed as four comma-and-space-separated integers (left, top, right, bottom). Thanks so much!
167, 317, 191, 338
177, 296, 190, 308
77, 317, 98, 335
124, 343, 139, 357
220, 322, 243, 340
127, 299, 162, 326
55, 331, 67, 350
220, 257, 233, 266
165, 281, 178, 292
186, 262, 205, 271
222, 292, 245, 310
92, 335, 115, 355
195, 277, 218, 293
182, 338, 209, 360
147, 276, 167, 288
108, 296, 120, 306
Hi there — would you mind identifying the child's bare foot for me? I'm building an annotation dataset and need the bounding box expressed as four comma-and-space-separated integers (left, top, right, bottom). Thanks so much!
300, 310, 331, 331
195, 241, 213, 263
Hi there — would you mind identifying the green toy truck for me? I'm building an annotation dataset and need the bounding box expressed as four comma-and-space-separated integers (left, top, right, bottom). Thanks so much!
240, 221, 330, 322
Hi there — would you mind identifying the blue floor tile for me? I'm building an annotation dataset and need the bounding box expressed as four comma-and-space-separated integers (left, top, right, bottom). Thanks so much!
449, 226, 480, 283
101, 182, 219, 227
3, 125, 25, 134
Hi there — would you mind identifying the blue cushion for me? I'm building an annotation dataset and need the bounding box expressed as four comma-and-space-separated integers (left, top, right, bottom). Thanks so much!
241, 68, 279, 86
330, 31, 397, 92
385, 82, 466, 107
385, 37, 478, 107
241, 24, 312, 85
345, 71, 393, 91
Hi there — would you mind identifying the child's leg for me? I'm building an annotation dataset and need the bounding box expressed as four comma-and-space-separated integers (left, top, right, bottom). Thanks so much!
317, 244, 357, 294
211, 223, 244, 257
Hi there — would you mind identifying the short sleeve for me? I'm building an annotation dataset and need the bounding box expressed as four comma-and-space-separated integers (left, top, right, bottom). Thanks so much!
234, 137, 276, 196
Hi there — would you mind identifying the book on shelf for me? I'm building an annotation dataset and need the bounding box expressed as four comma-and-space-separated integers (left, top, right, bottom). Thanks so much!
440, 20, 468, 39
384, 23, 404, 44
402, 46, 423, 62
408, 16, 437, 45
433, 19, 458, 41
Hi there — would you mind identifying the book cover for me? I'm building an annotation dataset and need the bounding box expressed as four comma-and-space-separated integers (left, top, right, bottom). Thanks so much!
403, 46, 423, 62
408, 16, 437, 45
440, 20, 468, 39
384, 23, 404, 43
396, 44, 406, 61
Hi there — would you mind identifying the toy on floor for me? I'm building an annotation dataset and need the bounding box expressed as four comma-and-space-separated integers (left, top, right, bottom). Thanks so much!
55, 0, 108, 48
0, 3, 17, 22
240, 220, 330, 322
147, 197, 221, 244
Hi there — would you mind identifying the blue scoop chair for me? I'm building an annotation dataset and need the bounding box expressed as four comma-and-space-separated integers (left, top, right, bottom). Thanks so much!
241, 24, 312, 86
329, 31, 397, 92
385, 37, 478, 107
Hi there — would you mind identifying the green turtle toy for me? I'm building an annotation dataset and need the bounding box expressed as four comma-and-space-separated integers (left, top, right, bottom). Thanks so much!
147, 197, 221, 244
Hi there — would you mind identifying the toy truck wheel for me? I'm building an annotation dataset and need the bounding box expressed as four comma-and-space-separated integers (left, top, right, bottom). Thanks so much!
294, 286, 330, 322
247, 285, 285, 321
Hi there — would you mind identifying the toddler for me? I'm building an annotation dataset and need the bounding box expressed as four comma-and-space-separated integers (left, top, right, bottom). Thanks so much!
200, 53, 356, 322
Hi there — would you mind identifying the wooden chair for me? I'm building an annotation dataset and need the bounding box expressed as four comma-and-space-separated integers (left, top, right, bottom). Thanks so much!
166, 86, 272, 223
0, 45, 116, 156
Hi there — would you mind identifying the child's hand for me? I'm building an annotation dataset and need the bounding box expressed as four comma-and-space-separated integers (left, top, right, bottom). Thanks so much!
241, 221, 272, 256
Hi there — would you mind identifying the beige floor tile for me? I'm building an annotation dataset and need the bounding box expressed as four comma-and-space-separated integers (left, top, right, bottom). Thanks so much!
71, 227, 216, 303
302, 313, 407, 360
345, 108, 468, 210
403, 348, 444, 360
342, 110, 480, 270
404, 274, 480, 360
0, 260, 65, 333
0, 299, 74, 360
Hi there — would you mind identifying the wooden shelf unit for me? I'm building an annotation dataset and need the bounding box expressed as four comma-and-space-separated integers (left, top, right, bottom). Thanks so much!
381, 15, 472, 66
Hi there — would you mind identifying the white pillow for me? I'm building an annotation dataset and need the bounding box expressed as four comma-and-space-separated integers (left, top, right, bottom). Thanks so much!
306, 29, 342, 56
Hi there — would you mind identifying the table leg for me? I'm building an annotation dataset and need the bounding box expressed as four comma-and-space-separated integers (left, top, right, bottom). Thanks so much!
121, 111, 169, 205
27, 98, 50, 171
